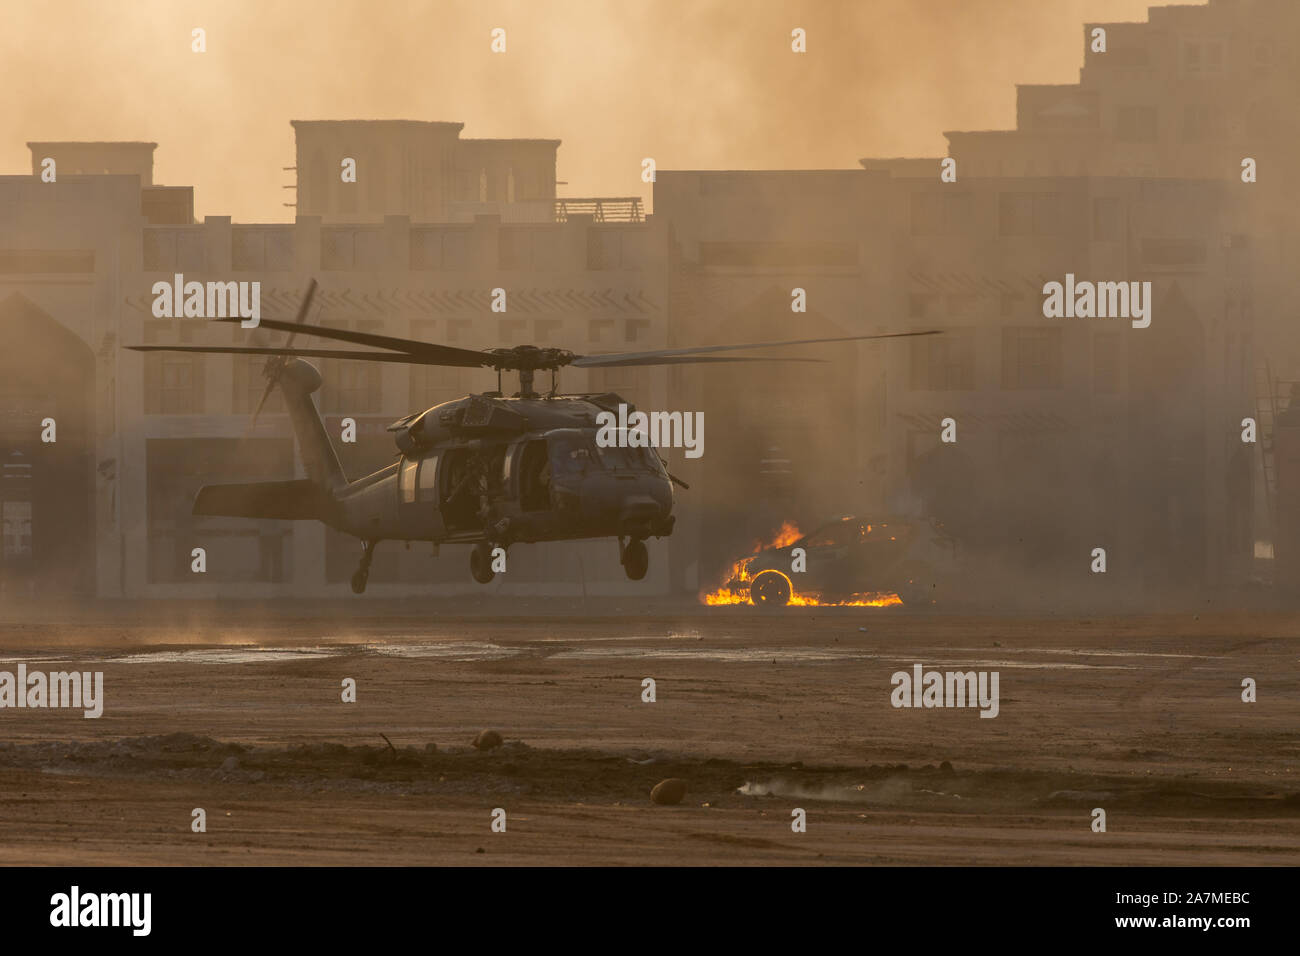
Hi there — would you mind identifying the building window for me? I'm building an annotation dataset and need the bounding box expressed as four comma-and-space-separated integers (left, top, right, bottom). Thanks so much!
143, 230, 177, 271
409, 320, 475, 408
320, 229, 354, 270
534, 318, 563, 342
910, 192, 973, 236
1092, 197, 1123, 241
317, 320, 383, 414
1001, 327, 1062, 389
910, 332, 975, 391
499, 229, 533, 270
143, 320, 205, 414
1180, 104, 1219, 142
587, 229, 622, 270
999, 192, 1062, 236
411, 229, 442, 270
232, 230, 264, 271
353, 230, 385, 269
1182, 39, 1224, 74
1109, 44, 1150, 68
498, 319, 528, 344
1115, 106, 1158, 142
441, 231, 471, 271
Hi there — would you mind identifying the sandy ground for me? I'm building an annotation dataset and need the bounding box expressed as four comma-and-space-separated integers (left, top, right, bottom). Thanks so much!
0, 601, 1297, 865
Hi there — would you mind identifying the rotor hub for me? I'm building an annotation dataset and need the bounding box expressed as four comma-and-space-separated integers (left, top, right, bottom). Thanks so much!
482, 345, 576, 372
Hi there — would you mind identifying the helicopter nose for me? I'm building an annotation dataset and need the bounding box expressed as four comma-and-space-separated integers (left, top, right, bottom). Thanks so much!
619, 494, 664, 523
614, 475, 675, 535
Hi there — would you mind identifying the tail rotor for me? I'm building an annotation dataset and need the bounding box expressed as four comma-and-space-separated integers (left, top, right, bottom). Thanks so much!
247, 278, 318, 433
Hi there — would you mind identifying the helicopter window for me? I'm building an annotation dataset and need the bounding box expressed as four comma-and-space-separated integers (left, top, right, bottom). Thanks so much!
593, 443, 661, 472
417, 454, 438, 502
549, 436, 599, 477
519, 440, 550, 512
400, 458, 419, 504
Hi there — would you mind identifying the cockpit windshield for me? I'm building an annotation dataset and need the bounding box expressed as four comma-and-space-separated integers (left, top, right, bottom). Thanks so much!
547, 431, 665, 475
594, 441, 663, 473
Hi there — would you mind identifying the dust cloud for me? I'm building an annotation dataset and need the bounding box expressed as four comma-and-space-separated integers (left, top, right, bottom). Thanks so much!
2, 0, 1155, 219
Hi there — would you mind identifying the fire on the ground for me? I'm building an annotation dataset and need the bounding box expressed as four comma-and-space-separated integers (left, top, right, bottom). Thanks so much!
700, 516, 938, 608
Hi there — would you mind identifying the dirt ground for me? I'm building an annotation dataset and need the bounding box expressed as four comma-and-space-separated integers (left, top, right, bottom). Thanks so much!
1, 601, 1297, 865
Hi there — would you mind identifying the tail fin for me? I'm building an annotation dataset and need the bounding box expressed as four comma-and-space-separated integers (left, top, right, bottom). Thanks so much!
194, 479, 338, 522
276, 358, 347, 490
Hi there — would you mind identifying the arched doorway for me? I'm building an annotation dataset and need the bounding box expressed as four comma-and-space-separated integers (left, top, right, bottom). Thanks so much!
0, 294, 96, 596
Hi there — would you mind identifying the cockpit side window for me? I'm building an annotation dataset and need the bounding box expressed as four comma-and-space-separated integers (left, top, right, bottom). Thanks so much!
549, 435, 599, 476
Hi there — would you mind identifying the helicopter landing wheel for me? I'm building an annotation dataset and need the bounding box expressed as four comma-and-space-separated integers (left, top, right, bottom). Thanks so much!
350, 540, 376, 595
621, 538, 649, 581
470, 541, 496, 584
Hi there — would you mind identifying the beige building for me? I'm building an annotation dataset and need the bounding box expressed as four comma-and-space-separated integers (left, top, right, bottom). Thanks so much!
654, 168, 1249, 597
0, 1, 1283, 601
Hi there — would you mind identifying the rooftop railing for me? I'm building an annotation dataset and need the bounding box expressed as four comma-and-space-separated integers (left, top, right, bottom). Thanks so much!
554, 197, 644, 223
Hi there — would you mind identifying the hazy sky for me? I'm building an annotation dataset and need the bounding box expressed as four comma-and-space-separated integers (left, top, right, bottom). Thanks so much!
3, 0, 1168, 221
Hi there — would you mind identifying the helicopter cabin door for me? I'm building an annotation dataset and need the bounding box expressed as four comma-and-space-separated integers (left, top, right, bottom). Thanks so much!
518, 439, 551, 512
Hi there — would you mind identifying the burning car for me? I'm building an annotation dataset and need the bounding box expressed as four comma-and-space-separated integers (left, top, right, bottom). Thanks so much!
704, 515, 958, 608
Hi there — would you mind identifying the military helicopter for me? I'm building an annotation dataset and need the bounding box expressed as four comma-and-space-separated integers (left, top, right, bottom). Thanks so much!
129, 280, 937, 593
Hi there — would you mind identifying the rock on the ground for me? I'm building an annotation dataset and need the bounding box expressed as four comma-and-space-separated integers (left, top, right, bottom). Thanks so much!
473, 730, 503, 751
651, 778, 687, 805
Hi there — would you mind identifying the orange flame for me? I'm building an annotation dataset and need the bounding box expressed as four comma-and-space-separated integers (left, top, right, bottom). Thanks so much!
699, 520, 901, 608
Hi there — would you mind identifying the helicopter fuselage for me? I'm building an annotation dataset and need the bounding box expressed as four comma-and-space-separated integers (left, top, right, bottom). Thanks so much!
190, 361, 677, 589
331, 413, 677, 548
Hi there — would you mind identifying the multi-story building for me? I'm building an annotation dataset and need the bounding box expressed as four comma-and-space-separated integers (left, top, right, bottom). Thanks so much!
0, 1, 1284, 600
655, 168, 1249, 598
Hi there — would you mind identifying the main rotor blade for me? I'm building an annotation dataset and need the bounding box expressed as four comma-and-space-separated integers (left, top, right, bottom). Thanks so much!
128, 345, 471, 366
578, 355, 825, 368
216, 316, 488, 367
572, 329, 941, 368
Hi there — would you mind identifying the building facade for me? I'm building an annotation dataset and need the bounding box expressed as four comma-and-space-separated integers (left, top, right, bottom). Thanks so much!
0, 1, 1284, 599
